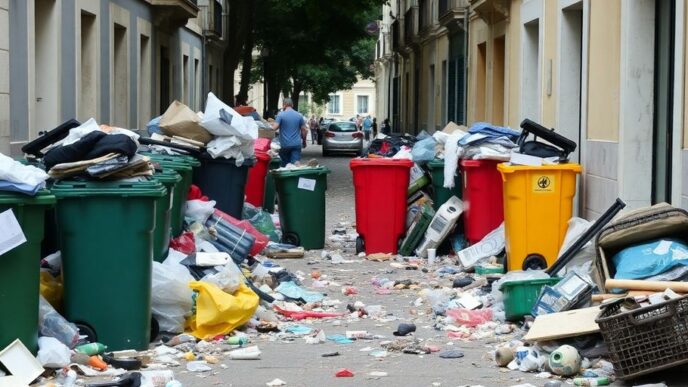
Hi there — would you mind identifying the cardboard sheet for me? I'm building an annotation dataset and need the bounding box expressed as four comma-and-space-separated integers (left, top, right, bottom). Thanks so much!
523, 306, 601, 342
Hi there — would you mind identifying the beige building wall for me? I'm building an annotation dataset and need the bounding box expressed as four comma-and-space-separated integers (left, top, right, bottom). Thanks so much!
0, 0, 9, 155
506, 0, 522, 128
586, 0, 620, 141
541, 0, 557, 127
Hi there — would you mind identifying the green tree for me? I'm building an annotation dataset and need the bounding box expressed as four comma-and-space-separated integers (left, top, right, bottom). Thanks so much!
253, 0, 384, 114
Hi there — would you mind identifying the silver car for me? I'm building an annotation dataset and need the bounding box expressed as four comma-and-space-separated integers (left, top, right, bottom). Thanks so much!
322, 121, 363, 156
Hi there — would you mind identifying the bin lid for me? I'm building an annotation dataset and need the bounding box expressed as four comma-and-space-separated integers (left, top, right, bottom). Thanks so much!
255, 151, 271, 162
199, 154, 256, 167
349, 158, 413, 169
147, 158, 193, 173
0, 189, 56, 206
460, 159, 505, 168
51, 177, 167, 198
497, 162, 583, 174
271, 166, 330, 178
141, 152, 201, 168
152, 169, 182, 186
426, 159, 446, 168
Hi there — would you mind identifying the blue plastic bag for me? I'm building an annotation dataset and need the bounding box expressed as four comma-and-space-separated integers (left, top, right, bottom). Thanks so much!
411, 136, 437, 164
612, 239, 688, 280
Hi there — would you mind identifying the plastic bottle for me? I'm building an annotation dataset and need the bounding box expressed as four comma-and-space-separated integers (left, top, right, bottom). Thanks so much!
75, 342, 107, 356
226, 336, 249, 346
38, 296, 80, 348
573, 377, 610, 386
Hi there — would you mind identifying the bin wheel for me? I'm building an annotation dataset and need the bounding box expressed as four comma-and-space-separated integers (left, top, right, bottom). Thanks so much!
150, 317, 160, 342
522, 254, 547, 271
356, 237, 365, 254
283, 232, 300, 247
76, 323, 97, 343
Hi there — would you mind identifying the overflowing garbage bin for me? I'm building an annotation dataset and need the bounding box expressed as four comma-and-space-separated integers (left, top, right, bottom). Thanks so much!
263, 156, 281, 213
151, 168, 181, 262
350, 158, 413, 255
272, 166, 330, 249
426, 159, 462, 211
0, 191, 55, 354
52, 178, 165, 351
245, 151, 272, 208
193, 155, 254, 219
143, 153, 197, 236
498, 163, 582, 271
460, 159, 504, 245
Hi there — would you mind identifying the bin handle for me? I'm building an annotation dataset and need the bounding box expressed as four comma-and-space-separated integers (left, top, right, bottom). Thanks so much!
627, 302, 676, 326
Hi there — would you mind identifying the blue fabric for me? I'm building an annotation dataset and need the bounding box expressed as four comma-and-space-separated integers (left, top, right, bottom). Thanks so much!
279, 146, 302, 166
363, 117, 373, 131
0, 180, 43, 196
276, 108, 305, 148
467, 122, 520, 140
613, 239, 688, 280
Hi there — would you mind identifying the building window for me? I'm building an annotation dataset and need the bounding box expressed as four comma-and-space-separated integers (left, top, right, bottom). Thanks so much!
138, 34, 151, 130
327, 94, 341, 115
357, 95, 369, 114
182, 54, 189, 105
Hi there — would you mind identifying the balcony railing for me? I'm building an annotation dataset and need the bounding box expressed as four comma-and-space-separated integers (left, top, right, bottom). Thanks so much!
439, 0, 468, 31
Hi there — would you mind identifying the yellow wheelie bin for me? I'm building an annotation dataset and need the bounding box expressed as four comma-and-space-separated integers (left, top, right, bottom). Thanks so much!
497, 163, 582, 272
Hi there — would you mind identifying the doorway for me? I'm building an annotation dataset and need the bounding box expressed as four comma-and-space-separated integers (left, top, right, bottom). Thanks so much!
34, 0, 60, 132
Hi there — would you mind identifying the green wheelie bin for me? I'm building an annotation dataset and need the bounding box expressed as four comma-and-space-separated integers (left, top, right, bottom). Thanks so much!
143, 154, 196, 236
263, 157, 281, 213
427, 159, 462, 211
0, 190, 55, 354
151, 169, 181, 262
52, 178, 165, 351
272, 166, 330, 250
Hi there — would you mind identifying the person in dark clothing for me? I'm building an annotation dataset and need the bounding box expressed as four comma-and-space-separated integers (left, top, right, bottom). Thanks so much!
381, 118, 391, 135
371, 118, 378, 138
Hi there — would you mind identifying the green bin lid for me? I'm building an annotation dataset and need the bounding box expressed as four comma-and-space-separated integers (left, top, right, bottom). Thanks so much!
427, 159, 446, 168
271, 166, 330, 178
141, 153, 200, 168
152, 169, 182, 185
0, 189, 56, 205
51, 178, 167, 198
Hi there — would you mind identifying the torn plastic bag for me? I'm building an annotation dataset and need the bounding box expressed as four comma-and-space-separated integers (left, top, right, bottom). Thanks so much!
40, 271, 63, 311
612, 239, 688, 280
186, 281, 260, 340
37, 336, 71, 368
169, 232, 196, 255
201, 92, 258, 140
446, 308, 493, 327
39, 296, 80, 348
185, 199, 216, 224
243, 203, 280, 242
152, 261, 194, 333
411, 136, 438, 165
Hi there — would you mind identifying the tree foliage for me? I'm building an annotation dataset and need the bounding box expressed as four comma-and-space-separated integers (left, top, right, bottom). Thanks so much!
252, 0, 385, 113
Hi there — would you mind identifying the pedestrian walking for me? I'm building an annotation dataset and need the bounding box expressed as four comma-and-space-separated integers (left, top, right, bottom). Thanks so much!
362, 115, 373, 141
371, 117, 378, 138
271, 98, 308, 167
308, 115, 319, 145
355, 115, 363, 130
381, 118, 391, 135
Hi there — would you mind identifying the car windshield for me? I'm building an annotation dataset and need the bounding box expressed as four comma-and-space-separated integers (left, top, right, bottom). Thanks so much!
329, 122, 357, 132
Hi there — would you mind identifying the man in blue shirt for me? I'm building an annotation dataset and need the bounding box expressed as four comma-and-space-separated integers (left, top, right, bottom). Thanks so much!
271, 98, 307, 166
362, 116, 373, 141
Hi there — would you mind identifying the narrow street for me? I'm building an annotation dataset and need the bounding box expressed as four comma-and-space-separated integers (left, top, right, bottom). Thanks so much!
173, 145, 546, 387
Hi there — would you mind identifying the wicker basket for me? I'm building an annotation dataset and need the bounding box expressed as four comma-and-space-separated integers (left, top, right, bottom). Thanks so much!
596, 296, 688, 380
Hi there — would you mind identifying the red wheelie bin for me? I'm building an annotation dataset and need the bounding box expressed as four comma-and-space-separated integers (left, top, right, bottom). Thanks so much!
460, 159, 504, 245
245, 139, 272, 208
350, 158, 413, 254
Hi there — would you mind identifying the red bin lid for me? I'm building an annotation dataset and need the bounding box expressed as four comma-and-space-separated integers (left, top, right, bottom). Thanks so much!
349, 158, 414, 169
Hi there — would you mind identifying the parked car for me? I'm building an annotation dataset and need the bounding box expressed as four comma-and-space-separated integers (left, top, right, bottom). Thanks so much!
322, 121, 363, 156
317, 118, 336, 144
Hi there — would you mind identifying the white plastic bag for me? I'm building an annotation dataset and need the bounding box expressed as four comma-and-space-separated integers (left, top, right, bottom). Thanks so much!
202, 92, 258, 140
0, 153, 49, 187
185, 199, 216, 224
443, 131, 467, 188
37, 336, 71, 368
152, 261, 195, 333
201, 261, 243, 294
557, 217, 592, 257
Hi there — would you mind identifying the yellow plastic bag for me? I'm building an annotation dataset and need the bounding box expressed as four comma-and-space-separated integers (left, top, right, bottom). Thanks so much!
40, 271, 63, 311
186, 281, 259, 340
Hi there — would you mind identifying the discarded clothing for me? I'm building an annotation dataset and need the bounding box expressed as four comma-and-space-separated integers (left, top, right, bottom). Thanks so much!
467, 122, 520, 141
